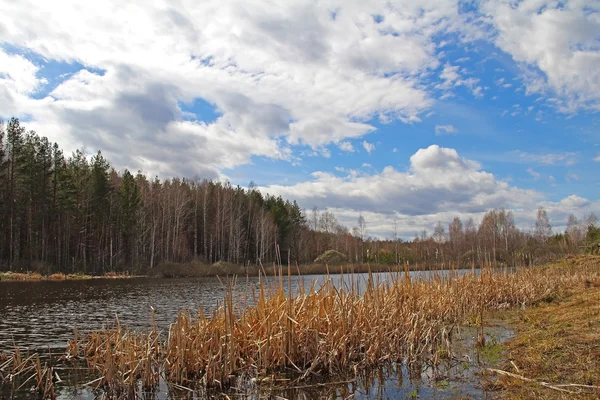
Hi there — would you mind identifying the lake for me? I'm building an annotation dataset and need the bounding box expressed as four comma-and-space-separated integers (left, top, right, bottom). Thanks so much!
0, 269, 474, 351
1, 268, 502, 399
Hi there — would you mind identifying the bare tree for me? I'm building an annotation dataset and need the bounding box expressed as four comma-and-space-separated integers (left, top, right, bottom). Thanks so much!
534, 207, 552, 242
357, 214, 367, 262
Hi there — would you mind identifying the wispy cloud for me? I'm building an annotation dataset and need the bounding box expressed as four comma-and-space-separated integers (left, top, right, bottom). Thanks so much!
566, 173, 580, 182
435, 124, 458, 135
527, 168, 541, 180
516, 151, 578, 166
363, 141, 375, 154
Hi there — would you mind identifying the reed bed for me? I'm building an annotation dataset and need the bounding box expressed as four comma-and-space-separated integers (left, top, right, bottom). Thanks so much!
0, 347, 58, 399
0, 271, 135, 282
0, 271, 43, 281
5, 256, 600, 398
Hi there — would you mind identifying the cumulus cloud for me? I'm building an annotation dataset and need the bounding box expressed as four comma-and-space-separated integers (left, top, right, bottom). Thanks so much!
482, 0, 600, 112
260, 145, 598, 237
261, 144, 540, 216
434, 124, 458, 135
1, 0, 480, 177
0, 0, 598, 180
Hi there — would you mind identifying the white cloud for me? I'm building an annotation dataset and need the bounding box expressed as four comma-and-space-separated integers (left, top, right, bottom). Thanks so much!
526, 168, 541, 180
483, 0, 600, 112
434, 124, 458, 135
1, 0, 483, 177
566, 173, 580, 182
338, 141, 355, 152
0, 0, 598, 184
262, 144, 540, 217
363, 140, 375, 154
594, 154, 600, 162
436, 63, 483, 98
516, 150, 578, 166
0, 49, 46, 95
259, 144, 599, 237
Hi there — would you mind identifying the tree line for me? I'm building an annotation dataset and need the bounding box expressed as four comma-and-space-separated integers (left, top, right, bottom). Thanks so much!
0, 118, 597, 274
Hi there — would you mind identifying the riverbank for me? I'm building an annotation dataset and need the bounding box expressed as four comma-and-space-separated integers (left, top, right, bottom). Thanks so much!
0, 271, 137, 282
486, 270, 600, 399
0, 259, 529, 281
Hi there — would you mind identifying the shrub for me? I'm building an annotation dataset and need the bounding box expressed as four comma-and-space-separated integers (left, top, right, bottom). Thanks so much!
314, 250, 348, 265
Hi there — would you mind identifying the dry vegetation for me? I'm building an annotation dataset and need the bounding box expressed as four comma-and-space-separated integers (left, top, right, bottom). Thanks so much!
487, 267, 600, 399
2, 256, 599, 398
0, 271, 136, 282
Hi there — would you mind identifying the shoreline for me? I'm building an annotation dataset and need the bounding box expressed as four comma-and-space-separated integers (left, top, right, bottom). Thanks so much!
0, 271, 139, 282
0, 261, 487, 281
486, 278, 600, 399
482, 262, 600, 399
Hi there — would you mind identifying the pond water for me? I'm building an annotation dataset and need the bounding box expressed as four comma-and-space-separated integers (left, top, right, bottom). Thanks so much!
0, 269, 474, 352
1, 268, 508, 399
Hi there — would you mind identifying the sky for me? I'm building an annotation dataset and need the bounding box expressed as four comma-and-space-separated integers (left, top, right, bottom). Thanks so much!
0, 0, 599, 239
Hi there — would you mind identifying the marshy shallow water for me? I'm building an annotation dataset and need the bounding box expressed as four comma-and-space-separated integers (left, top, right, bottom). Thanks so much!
0, 269, 478, 352
1, 268, 509, 399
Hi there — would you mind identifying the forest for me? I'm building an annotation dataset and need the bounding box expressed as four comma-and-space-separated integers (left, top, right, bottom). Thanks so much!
0, 117, 598, 275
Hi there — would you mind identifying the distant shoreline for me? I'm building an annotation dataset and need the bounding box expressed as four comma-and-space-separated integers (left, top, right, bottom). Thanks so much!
0, 261, 496, 282
0, 271, 139, 282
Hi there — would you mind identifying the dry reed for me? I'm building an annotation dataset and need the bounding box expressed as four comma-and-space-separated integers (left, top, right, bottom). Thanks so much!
6, 256, 600, 397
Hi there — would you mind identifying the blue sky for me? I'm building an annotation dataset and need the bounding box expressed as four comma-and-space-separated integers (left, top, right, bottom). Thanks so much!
0, 0, 598, 238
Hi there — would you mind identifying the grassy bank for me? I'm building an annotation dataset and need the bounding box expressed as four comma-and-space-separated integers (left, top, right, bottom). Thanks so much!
0, 271, 137, 282
487, 268, 600, 399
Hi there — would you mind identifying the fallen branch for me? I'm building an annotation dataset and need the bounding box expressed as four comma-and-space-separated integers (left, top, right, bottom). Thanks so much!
487, 368, 599, 394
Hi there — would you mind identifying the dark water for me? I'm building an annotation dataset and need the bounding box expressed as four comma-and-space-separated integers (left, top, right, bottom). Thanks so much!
0, 269, 474, 352
1, 269, 505, 399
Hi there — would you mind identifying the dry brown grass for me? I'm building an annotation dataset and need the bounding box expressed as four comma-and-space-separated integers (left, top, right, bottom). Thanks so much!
4, 255, 599, 398
0, 271, 136, 282
0, 272, 43, 281
0, 347, 57, 399
487, 265, 600, 399
48, 273, 66, 281
59, 255, 600, 396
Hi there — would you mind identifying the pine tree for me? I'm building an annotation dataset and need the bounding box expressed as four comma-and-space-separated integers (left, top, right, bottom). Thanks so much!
119, 169, 141, 267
